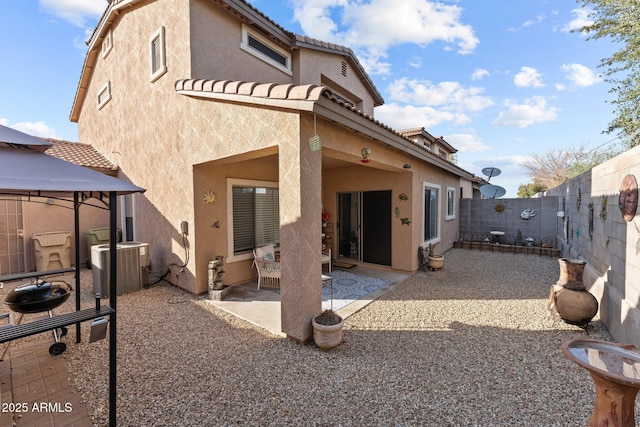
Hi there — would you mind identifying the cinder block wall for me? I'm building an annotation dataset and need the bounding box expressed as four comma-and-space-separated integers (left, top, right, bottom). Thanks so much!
546, 144, 640, 348
459, 197, 558, 244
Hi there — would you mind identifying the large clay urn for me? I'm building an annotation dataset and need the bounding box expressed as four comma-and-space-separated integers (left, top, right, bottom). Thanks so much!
548, 258, 598, 327
556, 257, 588, 290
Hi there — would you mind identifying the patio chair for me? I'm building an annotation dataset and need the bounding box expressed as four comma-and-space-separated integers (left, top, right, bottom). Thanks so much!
322, 248, 332, 273
253, 244, 280, 290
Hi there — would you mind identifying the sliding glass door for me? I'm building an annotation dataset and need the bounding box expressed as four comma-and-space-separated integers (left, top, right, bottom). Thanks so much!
337, 191, 391, 266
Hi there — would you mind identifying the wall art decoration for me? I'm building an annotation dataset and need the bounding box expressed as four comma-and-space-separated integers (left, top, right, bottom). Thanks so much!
520, 208, 536, 220
600, 196, 608, 220
618, 174, 638, 222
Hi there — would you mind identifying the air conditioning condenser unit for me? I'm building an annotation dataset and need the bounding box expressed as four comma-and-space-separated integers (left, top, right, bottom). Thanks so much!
91, 242, 150, 298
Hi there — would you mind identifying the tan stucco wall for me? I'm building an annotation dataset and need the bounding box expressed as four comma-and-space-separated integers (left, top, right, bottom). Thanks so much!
189, 0, 292, 84
296, 49, 375, 116
77, 0, 303, 294
193, 152, 279, 292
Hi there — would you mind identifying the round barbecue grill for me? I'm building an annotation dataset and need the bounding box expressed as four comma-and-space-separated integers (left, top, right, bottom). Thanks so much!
4, 281, 73, 355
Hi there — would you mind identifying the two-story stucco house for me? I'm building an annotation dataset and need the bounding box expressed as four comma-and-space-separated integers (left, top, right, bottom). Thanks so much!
70, 0, 475, 342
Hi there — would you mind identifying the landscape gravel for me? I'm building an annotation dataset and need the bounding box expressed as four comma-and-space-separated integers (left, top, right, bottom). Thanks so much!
5, 248, 639, 426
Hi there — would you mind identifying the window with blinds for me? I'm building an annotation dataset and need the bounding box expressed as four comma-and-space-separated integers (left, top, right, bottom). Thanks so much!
232, 186, 279, 254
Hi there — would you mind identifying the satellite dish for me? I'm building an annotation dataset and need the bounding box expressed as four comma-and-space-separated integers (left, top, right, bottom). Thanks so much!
480, 184, 506, 199
482, 167, 502, 181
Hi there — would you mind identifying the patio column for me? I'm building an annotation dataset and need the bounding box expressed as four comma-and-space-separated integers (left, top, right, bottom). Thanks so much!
279, 134, 322, 342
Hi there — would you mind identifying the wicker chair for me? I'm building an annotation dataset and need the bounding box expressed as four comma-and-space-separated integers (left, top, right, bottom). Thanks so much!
253, 244, 281, 290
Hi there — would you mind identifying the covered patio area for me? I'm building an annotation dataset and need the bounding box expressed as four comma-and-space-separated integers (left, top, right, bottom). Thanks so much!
203, 265, 410, 336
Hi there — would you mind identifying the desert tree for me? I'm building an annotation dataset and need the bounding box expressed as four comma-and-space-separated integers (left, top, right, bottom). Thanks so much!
578, 0, 640, 147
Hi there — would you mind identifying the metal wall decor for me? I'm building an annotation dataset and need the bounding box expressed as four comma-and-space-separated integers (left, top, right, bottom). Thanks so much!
520, 208, 536, 220
588, 203, 594, 240
576, 188, 582, 210
618, 174, 638, 222
600, 196, 608, 220
203, 190, 216, 204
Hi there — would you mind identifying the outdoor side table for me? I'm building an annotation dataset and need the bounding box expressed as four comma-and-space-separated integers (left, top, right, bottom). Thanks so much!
562, 338, 640, 427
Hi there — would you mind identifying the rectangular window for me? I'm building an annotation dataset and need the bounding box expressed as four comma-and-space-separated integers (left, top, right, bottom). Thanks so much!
97, 81, 111, 109
423, 183, 440, 243
229, 179, 279, 257
446, 187, 456, 219
240, 25, 292, 75
102, 29, 113, 58
149, 27, 167, 82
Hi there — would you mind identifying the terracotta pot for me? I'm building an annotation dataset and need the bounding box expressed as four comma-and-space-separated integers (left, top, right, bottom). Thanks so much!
312, 314, 344, 351
556, 258, 587, 290
549, 285, 598, 326
549, 258, 598, 327
428, 255, 444, 270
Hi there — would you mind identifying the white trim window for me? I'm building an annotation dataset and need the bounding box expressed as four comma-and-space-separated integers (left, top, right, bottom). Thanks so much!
423, 182, 441, 244
446, 187, 456, 220
149, 26, 167, 82
240, 24, 292, 75
97, 81, 112, 110
227, 178, 279, 262
102, 29, 113, 59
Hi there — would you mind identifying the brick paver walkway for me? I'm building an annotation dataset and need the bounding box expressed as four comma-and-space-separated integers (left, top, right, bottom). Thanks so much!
0, 340, 92, 427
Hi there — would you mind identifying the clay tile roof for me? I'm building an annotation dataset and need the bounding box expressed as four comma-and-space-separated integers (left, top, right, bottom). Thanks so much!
175, 79, 331, 102
44, 139, 117, 173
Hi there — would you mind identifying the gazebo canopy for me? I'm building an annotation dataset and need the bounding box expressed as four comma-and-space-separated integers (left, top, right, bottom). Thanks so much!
0, 146, 144, 197
0, 124, 144, 197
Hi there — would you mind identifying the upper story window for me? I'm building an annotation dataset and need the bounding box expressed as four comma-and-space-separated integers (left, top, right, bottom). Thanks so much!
102, 29, 113, 59
240, 25, 292, 75
97, 81, 112, 110
149, 27, 167, 82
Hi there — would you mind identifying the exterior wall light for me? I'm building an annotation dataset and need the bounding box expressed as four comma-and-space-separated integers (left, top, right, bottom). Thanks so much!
361, 147, 371, 163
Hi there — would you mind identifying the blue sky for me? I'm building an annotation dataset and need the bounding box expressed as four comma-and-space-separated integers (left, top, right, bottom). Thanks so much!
0, 0, 619, 197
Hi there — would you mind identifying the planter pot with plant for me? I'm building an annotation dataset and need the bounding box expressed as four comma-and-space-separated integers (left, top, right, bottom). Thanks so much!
427, 243, 444, 270
312, 275, 344, 350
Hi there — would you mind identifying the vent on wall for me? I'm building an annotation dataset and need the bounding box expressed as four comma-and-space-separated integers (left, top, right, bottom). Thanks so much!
341, 61, 347, 77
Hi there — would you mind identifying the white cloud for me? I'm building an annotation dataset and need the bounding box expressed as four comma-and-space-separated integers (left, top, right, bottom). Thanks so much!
561, 63, 601, 87
522, 13, 546, 28
445, 133, 490, 153
292, 0, 479, 74
471, 68, 489, 80
0, 119, 60, 139
492, 96, 560, 128
562, 8, 594, 34
514, 66, 545, 88
374, 103, 463, 130
408, 56, 422, 68
387, 78, 494, 112
39, 0, 105, 27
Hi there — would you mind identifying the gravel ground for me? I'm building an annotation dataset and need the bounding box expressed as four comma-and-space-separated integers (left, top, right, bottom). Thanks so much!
4, 248, 639, 426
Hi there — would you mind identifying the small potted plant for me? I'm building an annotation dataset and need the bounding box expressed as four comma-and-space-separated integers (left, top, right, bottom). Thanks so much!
312, 276, 344, 350
427, 243, 444, 270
